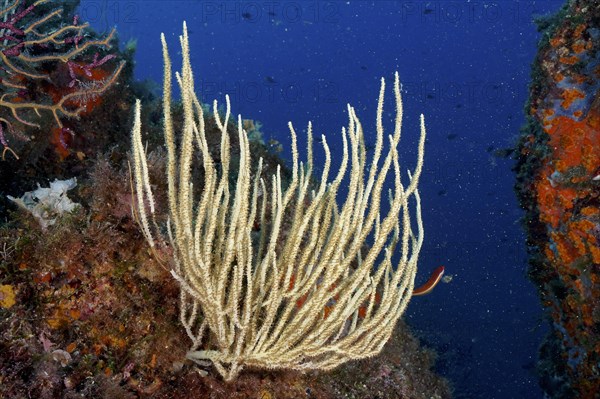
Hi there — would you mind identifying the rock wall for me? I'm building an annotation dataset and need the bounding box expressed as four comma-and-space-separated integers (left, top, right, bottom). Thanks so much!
515, 1, 600, 397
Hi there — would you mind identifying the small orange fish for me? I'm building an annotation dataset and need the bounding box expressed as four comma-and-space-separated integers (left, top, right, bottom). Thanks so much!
412, 266, 445, 296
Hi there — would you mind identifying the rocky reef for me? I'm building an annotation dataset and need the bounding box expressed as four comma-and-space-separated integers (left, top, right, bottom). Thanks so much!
514, 0, 600, 397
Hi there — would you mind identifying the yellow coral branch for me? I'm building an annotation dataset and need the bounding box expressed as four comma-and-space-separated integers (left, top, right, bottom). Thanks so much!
132, 22, 427, 381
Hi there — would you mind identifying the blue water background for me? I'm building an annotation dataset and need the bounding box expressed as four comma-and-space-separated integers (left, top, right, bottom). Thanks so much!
79, 1, 566, 397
